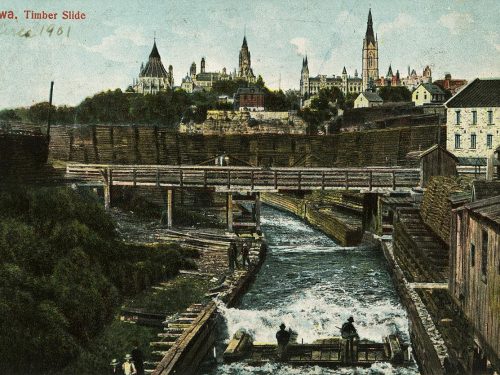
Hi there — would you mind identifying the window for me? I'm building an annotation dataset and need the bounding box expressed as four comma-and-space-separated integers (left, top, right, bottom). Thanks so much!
455, 134, 461, 149
472, 110, 477, 125
488, 110, 494, 124
424, 93, 427, 100
487, 134, 493, 149
456, 110, 461, 125
470, 243, 475, 267
470, 134, 477, 149
481, 230, 488, 279
416, 94, 419, 100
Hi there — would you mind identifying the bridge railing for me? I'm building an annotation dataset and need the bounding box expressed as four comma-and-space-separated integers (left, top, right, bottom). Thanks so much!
66, 163, 420, 191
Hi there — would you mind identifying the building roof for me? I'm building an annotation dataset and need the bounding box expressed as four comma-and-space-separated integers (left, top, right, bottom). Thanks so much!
472, 181, 500, 202
195, 72, 220, 81
236, 87, 264, 95
464, 195, 500, 229
418, 144, 459, 161
446, 78, 500, 108
140, 41, 169, 78
457, 157, 487, 166
419, 83, 445, 95
149, 40, 161, 59
359, 91, 383, 102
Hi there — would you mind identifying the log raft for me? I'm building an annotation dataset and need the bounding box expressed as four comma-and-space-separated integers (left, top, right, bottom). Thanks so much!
223, 332, 410, 367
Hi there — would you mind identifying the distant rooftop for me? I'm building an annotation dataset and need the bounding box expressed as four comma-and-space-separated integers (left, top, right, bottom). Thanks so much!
360, 91, 383, 102
446, 78, 500, 108
419, 83, 445, 95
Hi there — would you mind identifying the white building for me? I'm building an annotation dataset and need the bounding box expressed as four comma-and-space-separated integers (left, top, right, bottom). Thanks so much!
446, 78, 500, 159
412, 83, 445, 106
354, 91, 383, 108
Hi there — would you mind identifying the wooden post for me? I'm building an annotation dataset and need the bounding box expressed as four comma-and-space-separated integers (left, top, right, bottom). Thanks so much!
167, 189, 173, 229
255, 193, 261, 233
392, 171, 396, 190
345, 171, 349, 190
274, 170, 278, 190
321, 171, 325, 190
103, 168, 112, 211
369, 171, 373, 191
227, 193, 233, 232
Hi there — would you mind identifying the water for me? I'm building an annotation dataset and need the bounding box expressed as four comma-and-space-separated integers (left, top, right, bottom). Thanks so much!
206, 206, 420, 374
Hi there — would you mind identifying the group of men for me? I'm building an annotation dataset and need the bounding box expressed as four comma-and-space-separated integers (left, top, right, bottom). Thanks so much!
227, 240, 251, 271
275, 316, 359, 361
110, 343, 144, 375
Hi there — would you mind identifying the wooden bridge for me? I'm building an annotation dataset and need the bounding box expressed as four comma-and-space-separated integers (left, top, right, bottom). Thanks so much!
66, 163, 420, 193
66, 163, 420, 231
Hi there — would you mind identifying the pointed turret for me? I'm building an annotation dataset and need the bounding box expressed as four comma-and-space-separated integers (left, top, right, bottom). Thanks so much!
242, 35, 247, 48
342, 66, 347, 75
365, 9, 376, 45
386, 64, 393, 78
149, 40, 161, 59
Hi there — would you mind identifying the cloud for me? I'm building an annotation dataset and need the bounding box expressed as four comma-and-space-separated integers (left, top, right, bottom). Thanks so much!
484, 31, 500, 52
85, 26, 149, 63
290, 37, 311, 56
439, 11, 474, 35
378, 13, 416, 36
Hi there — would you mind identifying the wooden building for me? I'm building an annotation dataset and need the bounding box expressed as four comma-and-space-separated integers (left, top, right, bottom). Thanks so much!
450, 195, 500, 372
415, 145, 458, 187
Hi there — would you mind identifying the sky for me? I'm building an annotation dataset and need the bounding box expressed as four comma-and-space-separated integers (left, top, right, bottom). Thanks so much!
1, 0, 499, 108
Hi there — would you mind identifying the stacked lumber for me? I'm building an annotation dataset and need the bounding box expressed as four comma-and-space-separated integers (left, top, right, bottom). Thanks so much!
392, 207, 448, 283
420, 177, 464, 246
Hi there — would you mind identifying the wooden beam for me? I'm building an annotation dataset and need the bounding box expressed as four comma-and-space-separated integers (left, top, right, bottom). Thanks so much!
227, 193, 233, 232
167, 189, 173, 229
255, 193, 261, 233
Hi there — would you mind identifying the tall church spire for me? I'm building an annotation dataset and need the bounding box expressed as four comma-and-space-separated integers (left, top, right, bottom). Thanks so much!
365, 9, 376, 45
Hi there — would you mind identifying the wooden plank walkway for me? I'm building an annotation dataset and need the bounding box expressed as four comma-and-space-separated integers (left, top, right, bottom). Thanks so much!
66, 163, 420, 192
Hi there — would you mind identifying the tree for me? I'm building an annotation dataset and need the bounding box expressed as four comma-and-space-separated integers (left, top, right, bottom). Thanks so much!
378, 86, 412, 102
27, 102, 55, 124
0, 109, 20, 121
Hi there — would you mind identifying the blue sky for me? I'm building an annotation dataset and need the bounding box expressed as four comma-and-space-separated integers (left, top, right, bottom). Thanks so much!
1, 0, 499, 108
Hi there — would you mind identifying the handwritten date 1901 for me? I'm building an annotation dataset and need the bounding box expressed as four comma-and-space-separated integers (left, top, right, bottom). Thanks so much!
0, 23, 71, 38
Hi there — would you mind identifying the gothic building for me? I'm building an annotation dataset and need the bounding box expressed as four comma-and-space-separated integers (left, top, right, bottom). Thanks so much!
181, 57, 232, 93
400, 66, 432, 91
237, 36, 256, 83
299, 57, 363, 99
130, 40, 173, 94
362, 9, 379, 91
181, 35, 256, 92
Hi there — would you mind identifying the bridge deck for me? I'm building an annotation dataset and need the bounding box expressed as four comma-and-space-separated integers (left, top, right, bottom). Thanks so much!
66, 163, 420, 192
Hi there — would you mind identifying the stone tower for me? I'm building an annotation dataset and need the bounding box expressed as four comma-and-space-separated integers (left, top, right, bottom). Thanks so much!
362, 9, 379, 91
201, 57, 206, 73
300, 56, 309, 98
239, 36, 251, 77
190, 62, 196, 78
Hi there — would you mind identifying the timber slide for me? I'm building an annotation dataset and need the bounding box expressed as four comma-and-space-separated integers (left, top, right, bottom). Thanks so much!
224, 330, 410, 367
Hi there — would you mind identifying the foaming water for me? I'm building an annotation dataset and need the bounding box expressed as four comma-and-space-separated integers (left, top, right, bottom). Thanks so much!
206, 206, 419, 374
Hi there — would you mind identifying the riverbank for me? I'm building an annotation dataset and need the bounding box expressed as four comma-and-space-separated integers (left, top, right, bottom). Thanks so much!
261, 192, 363, 246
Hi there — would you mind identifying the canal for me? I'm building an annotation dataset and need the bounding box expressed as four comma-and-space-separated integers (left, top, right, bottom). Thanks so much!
207, 205, 420, 374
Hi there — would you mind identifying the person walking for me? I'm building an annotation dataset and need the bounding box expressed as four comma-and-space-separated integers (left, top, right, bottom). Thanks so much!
122, 354, 137, 375
110, 358, 123, 375
131, 342, 144, 375
241, 241, 250, 268
228, 241, 237, 271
